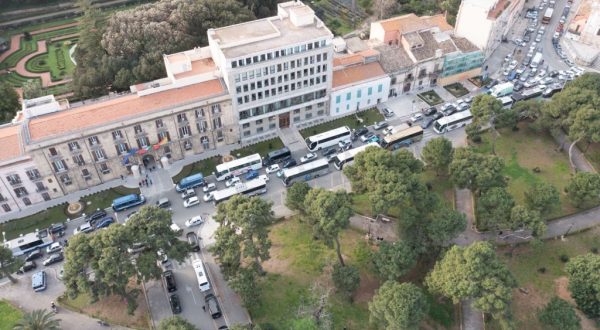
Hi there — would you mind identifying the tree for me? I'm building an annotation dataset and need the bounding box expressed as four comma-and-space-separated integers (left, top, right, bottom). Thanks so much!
476, 187, 514, 230
331, 263, 360, 301
449, 147, 505, 195
0, 245, 19, 283
13, 309, 61, 330
369, 281, 428, 330
566, 105, 600, 172
421, 137, 454, 176
512, 99, 543, 121
22, 80, 44, 99
565, 253, 600, 319
424, 207, 467, 248
470, 94, 504, 154
303, 189, 352, 266
285, 182, 311, 212
525, 182, 560, 215
439, 0, 461, 25
229, 267, 260, 307
510, 205, 546, 237
373, 0, 396, 19
372, 241, 416, 280
566, 172, 600, 208
158, 316, 197, 330
214, 195, 273, 277
0, 82, 20, 123
538, 297, 581, 330
426, 241, 517, 320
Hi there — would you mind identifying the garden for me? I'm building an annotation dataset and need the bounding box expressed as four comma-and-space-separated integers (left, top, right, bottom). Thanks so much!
299, 108, 383, 138
0, 300, 22, 330
443, 82, 469, 98
417, 90, 444, 106
232, 137, 285, 158
25, 38, 78, 81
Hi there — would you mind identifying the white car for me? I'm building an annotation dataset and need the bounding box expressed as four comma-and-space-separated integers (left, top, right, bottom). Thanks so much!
170, 223, 183, 235
185, 215, 204, 227
46, 242, 62, 254
266, 164, 280, 174
203, 192, 214, 202
225, 176, 241, 187
300, 152, 318, 163
409, 113, 423, 122
183, 196, 200, 208
73, 222, 94, 235
203, 183, 216, 193
382, 126, 395, 136
181, 188, 195, 199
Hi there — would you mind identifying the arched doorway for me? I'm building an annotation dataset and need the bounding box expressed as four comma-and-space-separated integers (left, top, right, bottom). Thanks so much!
142, 154, 156, 169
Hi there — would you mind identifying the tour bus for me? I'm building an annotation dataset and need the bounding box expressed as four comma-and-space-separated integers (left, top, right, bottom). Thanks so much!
281, 158, 330, 186
4, 232, 54, 257
32, 271, 47, 292
175, 173, 205, 192
381, 126, 424, 150
192, 259, 211, 292
215, 153, 262, 181
498, 96, 514, 108
332, 142, 380, 170
305, 126, 352, 152
112, 193, 146, 212
264, 147, 291, 165
213, 177, 268, 204
433, 110, 473, 134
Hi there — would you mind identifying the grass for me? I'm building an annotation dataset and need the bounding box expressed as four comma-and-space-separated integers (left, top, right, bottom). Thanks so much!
0, 300, 22, 330
496, 227, 600, 330
579, 141, 600, 172
299, 108, 384, 139
443, 82, 469, 98
471, 123, 576, 222
231, 138, 284, 158
172, 156, 220, 183
0, 186, 139, 240
46, 39, 77, 80
417, 90, 444, 106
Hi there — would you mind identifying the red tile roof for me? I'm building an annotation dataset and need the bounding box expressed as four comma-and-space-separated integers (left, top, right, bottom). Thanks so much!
332, 62, 387, 88
0, 125, 22, 161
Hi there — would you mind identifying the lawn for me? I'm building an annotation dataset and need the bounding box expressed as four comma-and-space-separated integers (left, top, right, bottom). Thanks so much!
443, 82, 469, 98
46, 39, 77, 80
0, 186, 139, 240
471, 123, 576, 223
417, 90, 444, 106
172, 156, 220, 183
299, 108, 383, 139
231, 138, 284, 158
495, 226, 600, 330
0, 300, 22, 330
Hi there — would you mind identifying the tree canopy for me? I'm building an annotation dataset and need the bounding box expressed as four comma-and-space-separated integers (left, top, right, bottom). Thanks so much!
524, 181, 560, 215
566, 172, 600, 208
372, 240, 416, 281
538, 297, 581, 330
476, 187, 514, 230
13, 309, 61, 330
449, 147, 506, 195
285, 182, 311, 212
0, 245, 20, 283
369, 281, 428, 330
158, 316, 198, 330
0, 82, 20, 124
565, 253, 600, 319
421, 137, 454, 176
331, 263, 360, 301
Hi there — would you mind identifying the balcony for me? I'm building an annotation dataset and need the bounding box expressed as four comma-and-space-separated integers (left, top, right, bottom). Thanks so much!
7, 179, 22, 186
28, 175, 43, 182
36, 186, 48, 192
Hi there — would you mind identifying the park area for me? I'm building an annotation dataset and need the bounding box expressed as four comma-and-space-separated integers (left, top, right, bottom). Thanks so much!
0, 300, 22, 330
299, 108, 383, 138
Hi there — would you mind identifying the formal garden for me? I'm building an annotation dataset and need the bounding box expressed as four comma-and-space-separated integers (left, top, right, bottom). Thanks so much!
417, 90, 444, 105
443, 82, 469, 98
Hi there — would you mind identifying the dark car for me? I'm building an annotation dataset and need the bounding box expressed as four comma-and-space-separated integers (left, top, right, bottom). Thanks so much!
17, 261, 37, 274
420, 117, 435, 129
549, 70, 559, 77
86, 210, 107, 226
442, 107, 456, 116
163, 270, 177, 292
485, 79, 498, 89
169, 294, 182, 314
25, 249, 43, 262
282, 159, 297, 169
48, 223, 66, 236
423, 107, 437, 116
322, 148, 337, 157
186, 232, 201, 252
513, 82, 524, 92
352, 127, 369, 139
432, 112, 444, 120
95, 217, 114, 229
205, 294, 222, 319
43, 253, 64, 266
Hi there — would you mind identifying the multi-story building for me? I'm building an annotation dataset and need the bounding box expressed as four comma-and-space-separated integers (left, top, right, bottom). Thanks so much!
207, 1, 334, 142
564, 0, 600, 67
454, 0, 526, 58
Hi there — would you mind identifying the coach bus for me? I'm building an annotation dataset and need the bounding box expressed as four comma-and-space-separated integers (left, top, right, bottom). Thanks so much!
215, 153, 262, 181
264, 147, 291, 165
213, 177, 268, 204
192, 259, 211, 292
433, 110, 473, 134
3, 232, 54, 257
381, 126, 424, 150
332, 142, 380, 170
305, 126, 352, 152
112, 193, 146, 212
282, 158, 330, 186
175, 173, 205, 192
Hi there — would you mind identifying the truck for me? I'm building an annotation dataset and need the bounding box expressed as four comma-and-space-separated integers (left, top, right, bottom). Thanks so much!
542, 8, 553, 24
512, 86, 544, 102
489, 82, 514, 98
530, 52, 543, 68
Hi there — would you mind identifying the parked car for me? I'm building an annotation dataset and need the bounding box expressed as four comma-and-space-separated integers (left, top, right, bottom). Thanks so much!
337, 140, 352, 149
156, 198, 171, 209
183, 196, 200, 208
432, 112, 444, 120
203, 192, 214, 202
463, 96, 473, 103
423, 107, 437, 116
353, 127, 369, 138
170, 223, 183, 235
186, 232, 201, 252
86, 210, 107, 224
382, 126, 395, 136
205, 294, 222, 319
300, 152, 318, 163
202, 183, 216, 193
25, 249, 43, 262
245, 170, 259, 180
456, 102, 470, 112
373, 121, 389, 130
17, 261, 37, 274
47, 223, 66, 236
181, 188, 196, 199
420, 117, 435, 129
266, 164, 280, 174
360, 132, 375, 142
185, 215, 204, 227
169, 294, 182, 314
381, 108, 394, 117
73, 222, 94, 235
322, 148, 337, 157
163, 270, 177, 292
127, 242, 147, 254
42, 253, 64, 266
366, 134, 382, 144
225, 176, 241, 187
95, 217, 114, 229
282, 159, 297, 169
409, 113, 423, 122
46, 242, 62, 254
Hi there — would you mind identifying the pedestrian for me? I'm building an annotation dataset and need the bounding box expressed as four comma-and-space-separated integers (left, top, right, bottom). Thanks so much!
145, 173, 149, 179
149, 179, 153, 185
139, 181, 142, 187
144, 179, 148, 186
202, 305, 206, 311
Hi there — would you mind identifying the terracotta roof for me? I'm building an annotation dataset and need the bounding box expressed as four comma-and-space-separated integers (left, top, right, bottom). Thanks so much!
0, 125, 22, 161
378, 14, 453, 34
166, 53, 188, 63
28, 79, 226, 141
333, 49, 381, 67
375, 44, 414, 72
174, 58, 216, 80
332, 62, 386, 88
451, 37, 480, 53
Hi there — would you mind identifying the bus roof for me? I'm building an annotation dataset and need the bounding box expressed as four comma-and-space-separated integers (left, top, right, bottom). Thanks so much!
335, 142, 380, 162
179, 173, 204, 185
306, 126, 351, 142
3, 232, 47, 250
266, 147, 290, 158
383, 126, 423, 144
112, 194, 140, 205
435, 110, 473, 125
215, 153, 261, 172
213, 177, 267, 201
282, 158, 329, 178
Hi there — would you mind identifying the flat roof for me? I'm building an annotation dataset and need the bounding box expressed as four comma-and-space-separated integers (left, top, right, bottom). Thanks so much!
333, 62, 387, 88
28, 79, 226, 141
377, 13, 453, 34
174, 58, 216, 80
0, 125, 22, 161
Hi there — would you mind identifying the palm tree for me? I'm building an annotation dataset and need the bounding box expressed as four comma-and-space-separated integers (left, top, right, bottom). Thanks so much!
13, 309, 61, 330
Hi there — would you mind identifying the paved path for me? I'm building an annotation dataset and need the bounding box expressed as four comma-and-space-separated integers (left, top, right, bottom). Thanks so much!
554, 132, 597, 173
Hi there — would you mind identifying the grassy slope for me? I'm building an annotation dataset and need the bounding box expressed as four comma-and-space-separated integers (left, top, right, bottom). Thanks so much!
0, 300, 22, 330
172, 156, 220, 183
299, 108, 384, 139
231, 138, 284, 158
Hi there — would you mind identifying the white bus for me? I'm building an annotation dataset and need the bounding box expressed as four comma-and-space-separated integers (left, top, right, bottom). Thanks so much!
215, 153, 262, 181
332, 142, 380, 170
213, 177, 268, 204
305, 126, 352, 151
433, 110, 473, 134
282, 158, 330, 186
4, 232, 54, 257
192, 259, 211, 292
381, 126, 424, 150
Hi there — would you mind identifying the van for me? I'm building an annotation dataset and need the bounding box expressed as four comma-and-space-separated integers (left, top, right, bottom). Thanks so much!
157, 198, 171, 209
186, 232, 201, 252
163, 270, 177, 292
205, 294, 222, 319
32, 271, 47, 292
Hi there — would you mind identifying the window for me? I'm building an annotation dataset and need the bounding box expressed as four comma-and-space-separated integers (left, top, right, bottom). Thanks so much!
73, 154, 85, 166
346, 92, 351, 101
335, 95, 341, 104
232, 61, 237, 68
35, 182, 46, 192
14, 187, 28, 198
68, 141, 80, 151
157, 131, 170, 143
52, 160, 67, 173
368, 87, 373, 95
100, 163, 110, 174
22, 197, 31, 206
93, 149, 106, 161
255, 119, 263, 125
244, 131, 251, 137
42, 193, 50, 201
242, 123, 250, 129
2, 204, 11, 212
156, 119, 164, 128
0, 193, 5, 202
183, 140, 193, 150
357, 90, 362, 98
378, 84, 383, 93
257, 127, 264, 133
112, 130, 123, 140
60, 174, 72, 185
6, 174, 21, 185
26, 169, 41, 181
48, 147, 58, 156
195, 108, 205, 118
179, 125, 192, 138
212, 117, 222, 129
115, 143, 129, 155
317, 110, 324, 116
197, 121, 208, 133
82, 169, 92, 180
200, 136, 210, 147
137, 137, 150, 149
177, 113, 188, 123
88, 136, 99, 146
134, 125, 143, 134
